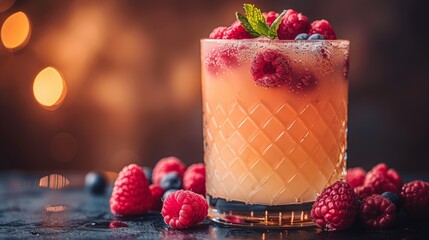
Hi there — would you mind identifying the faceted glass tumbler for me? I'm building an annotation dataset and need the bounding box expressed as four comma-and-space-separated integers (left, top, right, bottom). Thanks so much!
201, 39, 349, 228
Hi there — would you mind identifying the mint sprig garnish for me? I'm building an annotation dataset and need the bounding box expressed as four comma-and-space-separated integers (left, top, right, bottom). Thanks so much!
236, 4, 286, 39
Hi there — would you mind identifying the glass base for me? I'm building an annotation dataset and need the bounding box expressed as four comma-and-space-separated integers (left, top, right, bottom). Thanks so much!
207, 195, 315, 229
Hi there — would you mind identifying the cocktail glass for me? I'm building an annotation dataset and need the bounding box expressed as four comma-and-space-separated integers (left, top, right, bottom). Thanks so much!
201, 39, 349, 228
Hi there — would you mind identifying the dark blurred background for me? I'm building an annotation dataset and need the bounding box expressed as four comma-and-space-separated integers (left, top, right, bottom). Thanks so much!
0, 0, 428, 175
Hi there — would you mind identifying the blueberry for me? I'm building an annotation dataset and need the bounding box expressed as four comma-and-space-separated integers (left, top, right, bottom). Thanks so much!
308, 34, 324, 40
142, 167, 153, 184
160, 172, 182, 191
294, 33, 309, 40
162, 189, 179, 201
85, 171, 107, 195
381, 192, 401, 212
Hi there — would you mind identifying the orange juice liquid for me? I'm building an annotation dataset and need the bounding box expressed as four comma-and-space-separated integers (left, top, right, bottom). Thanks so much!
202, 39, 349, 205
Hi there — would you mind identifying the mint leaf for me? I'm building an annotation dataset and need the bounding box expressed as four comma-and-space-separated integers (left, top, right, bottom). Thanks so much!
268, 10, 286, 39
236, 12, 260, 37
243, 4, 270, 37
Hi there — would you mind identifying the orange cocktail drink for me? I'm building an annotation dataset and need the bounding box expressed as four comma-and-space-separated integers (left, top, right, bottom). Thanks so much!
201, 39, 349, 227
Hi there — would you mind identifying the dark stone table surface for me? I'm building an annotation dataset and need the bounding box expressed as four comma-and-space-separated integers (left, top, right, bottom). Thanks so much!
1, 171, 428, 239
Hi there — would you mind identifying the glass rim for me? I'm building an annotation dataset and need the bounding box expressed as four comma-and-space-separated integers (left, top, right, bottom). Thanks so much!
201, 38, 350, 44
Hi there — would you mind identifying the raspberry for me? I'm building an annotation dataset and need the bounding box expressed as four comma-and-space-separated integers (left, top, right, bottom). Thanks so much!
209, 26, 227, 39
400, 180, 429, 217
183, 163, 206, 195
381, 192, 401, 212
263, 11, 279, 26
288, 69, 318, 93
110, 164, 152, 216
364, 163, 402, 195
205, 46, 239, 75
152, 156, 186, 185
222, 21, 253, 39
355, 185, 374, 200
149, 184, 165, 211
311, 181, 358, 231
359, 194, 396, 229
277, 9, 310, 40
161, 190, 208, 229
386, 168, 403, 190
251, 50, 292, 88
309, 19, 336, 40
346, 167, 366, 188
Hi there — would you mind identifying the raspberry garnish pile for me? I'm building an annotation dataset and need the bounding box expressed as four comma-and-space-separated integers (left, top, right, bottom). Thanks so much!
222, 20, 253, 40
183, 163, 206, 195
208, 4, 337, 41
277, 9, 310, 40
209, 26, 228, 39
251, 50, 291, 88
263, 11, 279, 26
311, 181, 358, 231
110, 164, 152, 216
400, 180, 429, 217
346, 167, 366, 188
161, 190, 208, 229
152, 156, 186, 185
359, 194, 396, 229
309, 19, 336, 40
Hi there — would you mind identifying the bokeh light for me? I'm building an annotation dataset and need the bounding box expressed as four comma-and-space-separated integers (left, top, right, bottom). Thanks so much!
39, 174, 70, 189
33, 67, 67, 110
1, 11, 31, 51
0, 0, 15, 13
44, 204, 70, 213
50, 132, 77, 163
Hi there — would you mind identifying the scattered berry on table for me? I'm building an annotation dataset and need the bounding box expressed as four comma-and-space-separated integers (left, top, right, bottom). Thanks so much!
110, 164, 152, 216
311, 181, 359, 231
364, 163, 403, 195
152, 156, 186, 185
381, 192, 401, 212
183, 163, 206, 195
85, 171, 107, 195
400, 180, 429, 217
209, 26, 228, 39
359, 194, 396, 229
346, 167, 366, 188
149, 184, 165, 211
309, 19, 336, 40
355, 185, 375, 200
294, 33, 309, 40
278, 9, 310, 40
308, 33, 324, 40
161, 190, 208, 229
251, 50, 292, 88
160, 172, 183, 191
